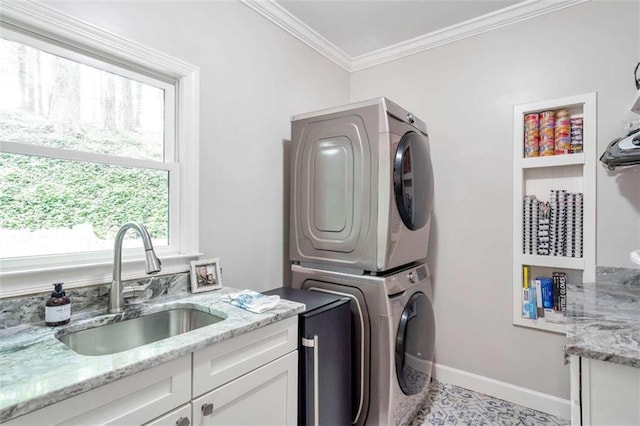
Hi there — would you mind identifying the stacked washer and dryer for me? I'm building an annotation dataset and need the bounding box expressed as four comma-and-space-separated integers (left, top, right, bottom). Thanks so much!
288, 98, 436, 425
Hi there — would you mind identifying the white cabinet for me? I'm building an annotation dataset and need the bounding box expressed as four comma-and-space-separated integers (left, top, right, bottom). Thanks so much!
192, 351, 298, 426
512, 93, 597, 333
5, 318, 298, 425
571, 356, 640, 425
5, 355, 191, 425
191, 316, 298, 425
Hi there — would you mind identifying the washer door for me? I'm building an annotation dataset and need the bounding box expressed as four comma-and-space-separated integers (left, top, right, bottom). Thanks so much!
393, 131, 434, 230
395, 292, 435, 395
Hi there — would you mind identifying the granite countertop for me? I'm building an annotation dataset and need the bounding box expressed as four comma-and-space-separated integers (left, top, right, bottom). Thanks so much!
565, 269, 640, 368
0, 287, 305, 422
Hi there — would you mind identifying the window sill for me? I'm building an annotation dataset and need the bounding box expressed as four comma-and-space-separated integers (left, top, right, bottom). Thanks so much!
0, 253, 202, 298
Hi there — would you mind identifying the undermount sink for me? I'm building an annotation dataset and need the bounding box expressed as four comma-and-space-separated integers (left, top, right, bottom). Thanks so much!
57, 308, 225, 356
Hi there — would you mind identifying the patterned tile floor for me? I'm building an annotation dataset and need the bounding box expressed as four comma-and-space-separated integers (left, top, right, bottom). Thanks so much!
409, 381, 571, 426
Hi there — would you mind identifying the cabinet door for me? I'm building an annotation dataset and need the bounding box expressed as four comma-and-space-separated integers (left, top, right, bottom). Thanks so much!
5, 356, 191, 425
192, 351, 297, 426
582, 358, 640, 425
144, 404, 191, 426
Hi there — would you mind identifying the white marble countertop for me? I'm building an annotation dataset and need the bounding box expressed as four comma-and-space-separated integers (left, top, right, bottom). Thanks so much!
565, 277, 640, 368
0, 287, 304, 422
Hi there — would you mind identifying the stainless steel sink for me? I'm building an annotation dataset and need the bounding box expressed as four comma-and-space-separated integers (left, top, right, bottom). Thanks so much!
57, 308, 225, 356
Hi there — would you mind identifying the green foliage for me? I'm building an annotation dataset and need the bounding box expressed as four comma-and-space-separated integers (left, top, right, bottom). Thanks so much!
0, 112, 168, 240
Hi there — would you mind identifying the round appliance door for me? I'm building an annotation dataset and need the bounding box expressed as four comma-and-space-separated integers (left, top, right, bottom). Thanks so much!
393, 131, 434, 230
395, 292, 435, 395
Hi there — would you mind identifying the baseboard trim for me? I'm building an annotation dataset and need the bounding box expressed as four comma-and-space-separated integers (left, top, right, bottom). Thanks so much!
432, 363, 571, 420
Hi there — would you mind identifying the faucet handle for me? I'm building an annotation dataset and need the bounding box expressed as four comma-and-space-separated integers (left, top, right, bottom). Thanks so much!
122, 282, 151, 299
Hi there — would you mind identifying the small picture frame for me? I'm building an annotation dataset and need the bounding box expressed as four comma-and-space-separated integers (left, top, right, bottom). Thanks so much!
190, 258, 222, 293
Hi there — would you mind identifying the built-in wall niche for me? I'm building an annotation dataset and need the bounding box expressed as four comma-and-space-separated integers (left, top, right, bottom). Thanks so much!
512, 93, 596, 334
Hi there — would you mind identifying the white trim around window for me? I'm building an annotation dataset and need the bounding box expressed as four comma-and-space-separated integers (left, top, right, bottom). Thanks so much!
0, 1, 201, 297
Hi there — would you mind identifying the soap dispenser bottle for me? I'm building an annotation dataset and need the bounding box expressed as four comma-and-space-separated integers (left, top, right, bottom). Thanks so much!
45, 283, 71, 326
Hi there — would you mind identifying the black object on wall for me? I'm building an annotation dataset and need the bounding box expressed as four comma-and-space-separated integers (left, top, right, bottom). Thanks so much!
264, 287, 352, 426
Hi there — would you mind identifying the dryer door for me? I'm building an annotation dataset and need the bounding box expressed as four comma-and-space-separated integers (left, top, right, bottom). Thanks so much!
295, 116, 371, 253
393, 131, 434, 230
395, 292, 435, 395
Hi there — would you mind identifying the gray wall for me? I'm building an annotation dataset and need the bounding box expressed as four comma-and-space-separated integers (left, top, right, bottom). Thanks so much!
44, 0, 351, 291
37, 0, 640, 401
350, 1, 640, 399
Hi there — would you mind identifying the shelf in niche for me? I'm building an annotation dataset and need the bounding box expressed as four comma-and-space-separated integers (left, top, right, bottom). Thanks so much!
521, 153, 585, 169
513, 316, 565, 334
520, 254, 584, 270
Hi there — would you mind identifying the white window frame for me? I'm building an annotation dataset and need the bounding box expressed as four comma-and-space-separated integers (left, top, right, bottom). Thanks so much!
0, 1, 200, 297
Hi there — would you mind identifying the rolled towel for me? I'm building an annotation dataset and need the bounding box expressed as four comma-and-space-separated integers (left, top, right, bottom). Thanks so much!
221, 290, 280, 313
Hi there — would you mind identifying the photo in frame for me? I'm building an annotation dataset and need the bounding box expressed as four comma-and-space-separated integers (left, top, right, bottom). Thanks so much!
190, 258, 222, 293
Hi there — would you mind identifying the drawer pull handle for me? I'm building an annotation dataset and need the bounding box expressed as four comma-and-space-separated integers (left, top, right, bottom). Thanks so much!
202, 403, 214, 416
176, 417, 190, 426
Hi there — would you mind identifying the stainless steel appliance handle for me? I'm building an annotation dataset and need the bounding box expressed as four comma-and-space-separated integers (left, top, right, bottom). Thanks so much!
302, 335, 319, 426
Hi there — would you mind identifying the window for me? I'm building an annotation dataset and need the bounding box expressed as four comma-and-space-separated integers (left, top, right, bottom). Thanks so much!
0, 34, 175, 258
0, 3, 199, 296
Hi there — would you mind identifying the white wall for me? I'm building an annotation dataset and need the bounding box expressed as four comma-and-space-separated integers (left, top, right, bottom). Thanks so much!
350, 1, 639, 399
43, 0, 350, 291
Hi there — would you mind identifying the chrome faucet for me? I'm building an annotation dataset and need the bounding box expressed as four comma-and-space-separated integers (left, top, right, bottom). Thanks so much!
109, 222, 162, 314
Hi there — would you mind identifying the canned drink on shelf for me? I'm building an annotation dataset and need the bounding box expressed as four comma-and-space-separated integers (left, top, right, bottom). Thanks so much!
540, 111, 556, 120
570, 116, 584, 153
570, 141, 583, 153
523, 115, 540, 157
525, 113, 540, 125
540, 137, 555, 156
555, 136, 571, 154
540, 128, 555, 139
524, 145, 539, 157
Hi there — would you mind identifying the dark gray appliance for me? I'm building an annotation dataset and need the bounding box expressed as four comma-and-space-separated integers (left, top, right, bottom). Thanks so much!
264, 287, 352, 426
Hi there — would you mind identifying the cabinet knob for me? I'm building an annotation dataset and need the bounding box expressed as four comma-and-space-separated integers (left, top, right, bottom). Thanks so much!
176, 417, 190, 426
201, 403, 214, 416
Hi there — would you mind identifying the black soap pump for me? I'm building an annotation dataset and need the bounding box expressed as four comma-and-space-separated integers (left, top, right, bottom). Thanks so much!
45, 283, 71, 326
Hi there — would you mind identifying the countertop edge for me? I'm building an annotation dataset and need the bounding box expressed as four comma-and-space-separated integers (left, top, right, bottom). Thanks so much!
564, 346, 640, 369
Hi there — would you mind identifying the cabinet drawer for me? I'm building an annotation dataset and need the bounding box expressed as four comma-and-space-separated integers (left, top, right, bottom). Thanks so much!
6, 355, 191, 425
143, 403, 191, 426
192, 316, 297, 397
192, 351, 298, 426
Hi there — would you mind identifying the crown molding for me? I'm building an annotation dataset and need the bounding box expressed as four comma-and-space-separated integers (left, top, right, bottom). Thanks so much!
240, 0, 352, 71
2, 0, 590, 74
242, 0, 589, 73
351, 0, 589, 71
